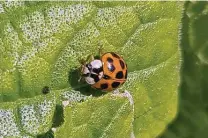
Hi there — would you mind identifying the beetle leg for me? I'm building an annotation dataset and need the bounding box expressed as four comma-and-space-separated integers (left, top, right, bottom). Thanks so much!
87, 54, 94, 62
78, 58, 86, 82
78, 57, 85, 65
98, 43, 104, 56
78, 54, 94, 64
78, 64, 85, 82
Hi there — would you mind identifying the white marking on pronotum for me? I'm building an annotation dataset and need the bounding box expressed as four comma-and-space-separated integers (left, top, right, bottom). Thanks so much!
90, 59, 102, 69
85, 76, 95, 84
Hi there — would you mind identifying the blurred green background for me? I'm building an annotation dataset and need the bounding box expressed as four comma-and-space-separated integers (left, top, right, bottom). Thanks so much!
160, 2, 208, 138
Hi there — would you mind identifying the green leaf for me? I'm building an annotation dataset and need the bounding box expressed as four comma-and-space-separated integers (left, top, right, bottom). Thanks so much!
160, 2, 208, 138
0, 93, 56, 137
54, 95, 133, 138
0, 1, 182, 137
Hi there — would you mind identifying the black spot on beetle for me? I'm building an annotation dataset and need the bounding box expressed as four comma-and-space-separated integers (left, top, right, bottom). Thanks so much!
92, 67, 103, 74
90, 74, 100, 82
125, 70, 128, 79
111, 82, 120, 88
103, 74, 111, 79
119, 60, 125, 69
100, 83, 108, 89
94, 76, 100, 82
108, 64, 115, 72
111, 52, 120, 59
107, 57, 113, 63
86, 64, 92, 71
42, 86, 50, 94
116, 71, 123, 79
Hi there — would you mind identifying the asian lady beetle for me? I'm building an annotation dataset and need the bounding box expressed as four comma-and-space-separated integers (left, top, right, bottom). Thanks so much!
81, 52, 127, 91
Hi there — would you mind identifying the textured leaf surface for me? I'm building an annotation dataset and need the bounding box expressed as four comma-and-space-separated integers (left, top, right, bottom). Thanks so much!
0, 1, 182, 137
55, 95, 133, 138
160, 2, 208, 138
